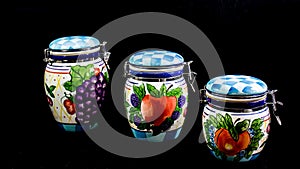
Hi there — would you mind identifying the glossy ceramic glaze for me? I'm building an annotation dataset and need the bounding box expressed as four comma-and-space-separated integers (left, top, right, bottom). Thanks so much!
43, 36, 110, 132
124, 49, 192, 142
201, 75, 277, 162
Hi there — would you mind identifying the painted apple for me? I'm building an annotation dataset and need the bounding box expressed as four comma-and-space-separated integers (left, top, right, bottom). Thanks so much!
214, 128, 251, 156
141, 94, 177, 126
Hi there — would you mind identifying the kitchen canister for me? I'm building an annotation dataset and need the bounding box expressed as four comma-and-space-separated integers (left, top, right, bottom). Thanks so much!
43, 36, 110, 132
200, 74, 282, 162
123, 49, 196, 142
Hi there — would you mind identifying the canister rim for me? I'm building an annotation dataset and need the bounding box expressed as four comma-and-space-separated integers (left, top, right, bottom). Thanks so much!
205, 74, 268, 96
128, 49, 184, 67
48, 35, 101, 52
128, 62, 184, 69
205, 89, 268, 100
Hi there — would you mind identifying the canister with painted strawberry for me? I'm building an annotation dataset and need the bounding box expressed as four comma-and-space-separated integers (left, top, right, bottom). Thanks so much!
124, 49, 196, 142
43, 36, 110, 132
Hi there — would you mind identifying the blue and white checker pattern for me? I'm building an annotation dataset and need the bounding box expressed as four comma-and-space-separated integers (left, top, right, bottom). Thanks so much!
205, 75, 268, 96
129, 50, 184, 66
49, 36, 100, 50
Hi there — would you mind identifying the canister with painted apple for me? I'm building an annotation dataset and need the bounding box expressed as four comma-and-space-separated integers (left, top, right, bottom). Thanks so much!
200, 74, 282, 162
124, 49, 196, 142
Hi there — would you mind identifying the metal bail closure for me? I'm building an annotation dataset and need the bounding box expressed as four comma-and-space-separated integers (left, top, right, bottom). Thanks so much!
199, 88, 207, 104
100, 41, 110, 70
43, 48, 52, 63
123, 61, 129, 77
267, 89, 283, 125
183, 61, 197, 92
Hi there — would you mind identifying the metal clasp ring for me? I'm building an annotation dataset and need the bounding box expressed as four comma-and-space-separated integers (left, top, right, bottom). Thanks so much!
43, 48, 51, 63
100, 41, 110, 70
199, 88, 207, 104
123, 61, 129, 77
267, 89, 283, 125
183, 61, 197, 92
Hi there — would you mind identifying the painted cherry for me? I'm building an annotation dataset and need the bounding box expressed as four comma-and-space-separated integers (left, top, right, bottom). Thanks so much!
62, 92, 76, 115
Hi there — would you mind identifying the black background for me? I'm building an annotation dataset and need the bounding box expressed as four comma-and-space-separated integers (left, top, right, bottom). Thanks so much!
12, 0, 298, 168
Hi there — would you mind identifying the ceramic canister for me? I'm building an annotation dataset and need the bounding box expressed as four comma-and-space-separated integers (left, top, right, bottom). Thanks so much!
201, 75, 282, 162
124, 49, 196, 142
43, 36, 110, 132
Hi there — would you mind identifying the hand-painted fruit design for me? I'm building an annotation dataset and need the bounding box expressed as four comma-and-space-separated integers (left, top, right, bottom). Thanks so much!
141, 94, 177, 126
61, 92, 76, 115
45, 84, 55, 106
204, 113, 265, 162
125, 83, 186, 135
214, 128, 250, 156
45, 64, 108, 129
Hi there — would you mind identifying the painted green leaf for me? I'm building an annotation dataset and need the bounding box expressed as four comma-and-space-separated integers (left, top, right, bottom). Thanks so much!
133, 85, 142, 100
175, 106, 182, 114
216, 113, 225, 122
124, 101, 130, 108
140, 84, 146, 98
146, 84, 160, 98
71, 64, 94, 82
129, 107, 140, 115
63, 81, 74, 92
64, 64, 95, 92
225, 113, 234, 129
251, 118, 264, 130
136, 112, 143, 119
245, 150, 253, 159
205, 119, 211, 126
69, 94, 74, 103
235, 119, 250, 133
204, 124, 210, 136
209, 115, 218, 128
216, 113, 225, 128
166, 87, 182, 98
49, 85, 56, 93
204, 122, 211, 133
129, 113, 134, 123
45, 84, 56, 98
249, 142, 259, 151
160, 84, 166, 96
104, 71, 109, 83
137, 122, 150, 130
207, 142, 215, 149
214, 149, 221, 156
218, 120, 223, 129
133, 84, 146, 101
229, 127, 239, 141
253, 130, 264, 142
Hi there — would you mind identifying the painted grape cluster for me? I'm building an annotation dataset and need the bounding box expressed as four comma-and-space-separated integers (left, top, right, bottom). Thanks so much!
74, 72, 107, 125
62, 64, 109, 129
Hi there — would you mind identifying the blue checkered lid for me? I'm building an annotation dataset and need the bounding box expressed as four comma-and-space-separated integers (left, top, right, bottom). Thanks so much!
205, 75, 268, 96
49, 36, 100, 51
128, 49, 184, 66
